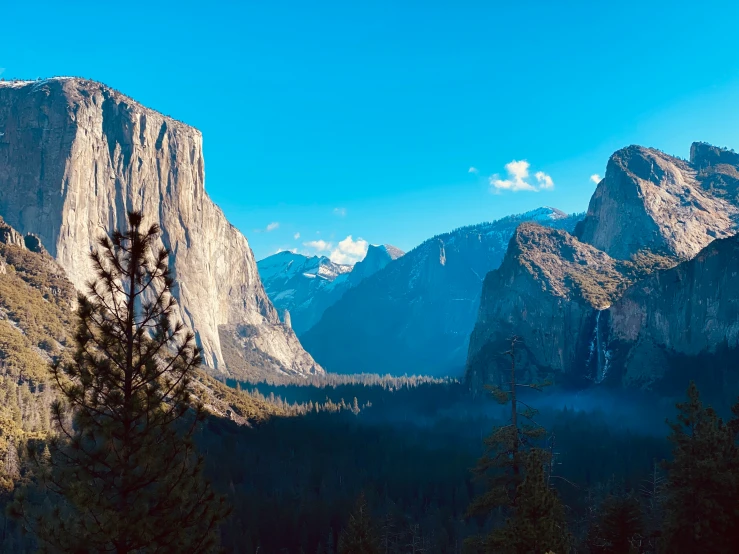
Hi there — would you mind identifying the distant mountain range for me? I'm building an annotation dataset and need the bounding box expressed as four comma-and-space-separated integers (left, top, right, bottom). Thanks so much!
257, 244, 404, 335
300, 208, 581, 377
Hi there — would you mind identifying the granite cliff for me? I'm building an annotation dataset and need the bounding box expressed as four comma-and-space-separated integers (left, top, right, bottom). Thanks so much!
468, 143, 739, 393
0, 77, 320, 378
604, 233, 739, 393
466, 224, 674, 388
575, 144, 739, 259
302, 208, 581, 376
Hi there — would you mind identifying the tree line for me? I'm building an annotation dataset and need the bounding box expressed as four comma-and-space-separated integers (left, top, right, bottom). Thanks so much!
2, 212, 738, 553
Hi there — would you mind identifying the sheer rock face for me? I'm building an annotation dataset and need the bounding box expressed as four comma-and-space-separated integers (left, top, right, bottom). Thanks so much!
606, 234, 739, 390
302, 208, 581, 377
466, 224, 647, 388
575, 145, 739, 260
0, 78, 321, 375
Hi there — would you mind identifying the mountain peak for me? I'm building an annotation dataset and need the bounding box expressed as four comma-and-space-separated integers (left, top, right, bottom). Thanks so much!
576, 143, 739, 260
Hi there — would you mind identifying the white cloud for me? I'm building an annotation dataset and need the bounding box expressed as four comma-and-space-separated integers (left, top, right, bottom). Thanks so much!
303, 239, 332, 252
590, 174, 601, 184
266, 222, 279, 232
294, 232, 300, 239
535, 171, 554, 189
330, 235, 369, 265
468, 166, 479, 175
489, 160, 554, 193
275, 248, 297, 254
333, 207, 347, 217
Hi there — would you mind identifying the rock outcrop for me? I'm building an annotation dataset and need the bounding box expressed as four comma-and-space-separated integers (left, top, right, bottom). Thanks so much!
466, 224, 675, 388
468, 142, 739, 394
257, 244, 404, 335
575, 145, 739, 260
302, 208, 581, 377
0, 77, 320, 377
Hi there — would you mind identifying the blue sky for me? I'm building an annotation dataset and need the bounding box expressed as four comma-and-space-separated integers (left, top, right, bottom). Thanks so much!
4, 0, 739, 262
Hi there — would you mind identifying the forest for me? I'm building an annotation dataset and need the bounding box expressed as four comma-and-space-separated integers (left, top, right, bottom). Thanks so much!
0, 212, 737, 554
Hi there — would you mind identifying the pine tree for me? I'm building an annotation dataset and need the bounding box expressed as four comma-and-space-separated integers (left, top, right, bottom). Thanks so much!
338, 492, 380, 554
585, 494, 643, 554
12, 211, 228, 552
488, 449, 571, 554
466, 336, 552, 551
660, 382, 739, 553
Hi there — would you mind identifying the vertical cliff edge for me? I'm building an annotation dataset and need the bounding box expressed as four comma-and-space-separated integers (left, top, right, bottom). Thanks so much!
0, 77, 321, 377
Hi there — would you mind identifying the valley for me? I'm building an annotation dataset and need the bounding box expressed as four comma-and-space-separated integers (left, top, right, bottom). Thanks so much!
0, 75, 737, 553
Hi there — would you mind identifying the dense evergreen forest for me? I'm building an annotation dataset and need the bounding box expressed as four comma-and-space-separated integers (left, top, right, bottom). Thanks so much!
1, 212, 738, 553
196, 380, 690, 553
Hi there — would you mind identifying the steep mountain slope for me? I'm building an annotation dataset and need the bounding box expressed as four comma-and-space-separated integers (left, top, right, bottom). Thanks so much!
0, 218, 76, 492
0, 214, 292, 493
466, 224, 675, 388
604, 233, 739, 393
575, 144, 739, 259
301, 208, 581, 376
258, 244, 404, 335
468, 142, 739, 392
0, 77, 320, 378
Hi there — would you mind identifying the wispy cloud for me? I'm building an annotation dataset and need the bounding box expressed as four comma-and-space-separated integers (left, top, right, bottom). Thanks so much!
293, 232, 300, 240
330, 235, 368, 265
266, 222, 280, 232
275, 248, 297, 254
468, 166, 479, 175
333, 207, 347, 217
490, 160, 554, 193
590, 174, 601, 184
0, 68, 5, 77
303, 239, 332, 252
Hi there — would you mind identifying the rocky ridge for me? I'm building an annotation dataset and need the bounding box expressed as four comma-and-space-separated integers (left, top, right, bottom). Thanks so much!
257, 244, 403, 335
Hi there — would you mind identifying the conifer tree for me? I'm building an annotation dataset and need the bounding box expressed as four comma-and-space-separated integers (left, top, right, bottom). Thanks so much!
466, 336, 553, 551
488, 449, 571, 554
338, 492, 380, 554
585, 494, 643, 554
12, 211, 228, 552
660, 382, 739, 553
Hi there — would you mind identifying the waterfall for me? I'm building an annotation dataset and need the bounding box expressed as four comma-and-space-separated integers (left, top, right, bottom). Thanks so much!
589, 309, 610, 384
594, 311, 602, 382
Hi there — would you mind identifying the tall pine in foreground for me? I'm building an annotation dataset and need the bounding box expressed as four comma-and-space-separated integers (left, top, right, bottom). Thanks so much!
466, 337, 569, 553
660, 382, 739, 554
12, 211, 227, 552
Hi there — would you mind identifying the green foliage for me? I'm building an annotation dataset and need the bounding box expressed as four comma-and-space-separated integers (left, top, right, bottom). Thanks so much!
659, 382, 739, 553
487, 449, 571, 554
11, 212, 228, 553
0, 242, 74, 498
585, 494, 644, 553
466, 337, 558, 551
338, 492, 380, 554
